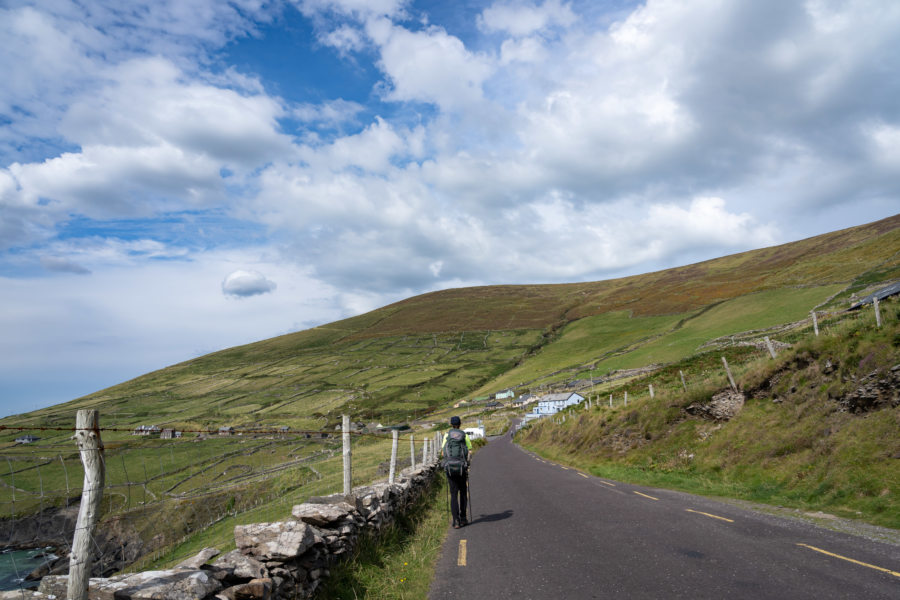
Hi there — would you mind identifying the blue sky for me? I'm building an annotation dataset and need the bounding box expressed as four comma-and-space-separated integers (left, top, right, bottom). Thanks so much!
1, 0, 899, 418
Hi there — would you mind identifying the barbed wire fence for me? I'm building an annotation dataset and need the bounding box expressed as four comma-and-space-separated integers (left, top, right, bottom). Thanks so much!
0, 416, 444, 598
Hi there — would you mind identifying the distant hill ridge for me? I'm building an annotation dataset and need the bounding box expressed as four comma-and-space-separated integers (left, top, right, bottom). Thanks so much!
295, 213, 900, 339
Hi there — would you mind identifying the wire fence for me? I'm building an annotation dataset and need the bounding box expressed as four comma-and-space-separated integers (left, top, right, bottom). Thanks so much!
0, 424, 441, 594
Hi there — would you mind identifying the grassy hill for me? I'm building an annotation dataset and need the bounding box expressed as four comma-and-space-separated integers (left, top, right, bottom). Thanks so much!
5, 213, 897, 436
0, 214, 898, 573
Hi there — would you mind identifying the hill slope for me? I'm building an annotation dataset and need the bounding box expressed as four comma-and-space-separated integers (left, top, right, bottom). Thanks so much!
3, 214, 899, 435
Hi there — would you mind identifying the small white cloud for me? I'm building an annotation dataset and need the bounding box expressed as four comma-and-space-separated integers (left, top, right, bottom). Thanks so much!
222, 269, 277, 298
479, 0, 576, 37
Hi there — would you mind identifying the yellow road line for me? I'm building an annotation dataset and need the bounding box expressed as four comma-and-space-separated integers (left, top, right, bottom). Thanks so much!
599, 480, 616, 487
579, 473, 589, 478
560, 466, 569, 470
633, 491, 659, 501
796, 543, 900, 578
458, 540, 467, 566
686, 508, 734, 523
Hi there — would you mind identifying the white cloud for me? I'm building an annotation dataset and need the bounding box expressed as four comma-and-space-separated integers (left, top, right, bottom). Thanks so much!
222, 269, 278, 297
479, 0, 576, 37
367, 19, 494, 110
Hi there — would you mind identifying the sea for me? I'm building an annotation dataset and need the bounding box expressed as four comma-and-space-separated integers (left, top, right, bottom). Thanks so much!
0, 548, 54, 591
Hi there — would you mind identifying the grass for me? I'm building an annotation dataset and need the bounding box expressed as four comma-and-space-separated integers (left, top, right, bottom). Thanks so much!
518, 306, 900, 529
316, 476, 450, 600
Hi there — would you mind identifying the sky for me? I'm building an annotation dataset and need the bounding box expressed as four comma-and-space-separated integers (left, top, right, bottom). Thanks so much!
1, 0, 899, 418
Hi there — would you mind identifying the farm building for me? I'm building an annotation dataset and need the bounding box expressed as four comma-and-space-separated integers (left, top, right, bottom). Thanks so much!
218, 426, 235, 436
132, 425, 161, 436
15, 434, 39, 444
532, 392, 586, 416
494, 389, 515, 400
850, 281, 900, 309
160, 429, 181, 439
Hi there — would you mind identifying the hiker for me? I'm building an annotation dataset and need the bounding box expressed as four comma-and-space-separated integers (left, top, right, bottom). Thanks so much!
441, 416, 473, 528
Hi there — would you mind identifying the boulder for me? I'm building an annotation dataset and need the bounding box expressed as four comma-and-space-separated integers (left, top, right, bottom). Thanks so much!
103, 569, 222, 600
212, 550, 268, 581
234, 521, 316, 560
174, 547, 220, 570
215, 578, 273, 600
291, 502, 355, 527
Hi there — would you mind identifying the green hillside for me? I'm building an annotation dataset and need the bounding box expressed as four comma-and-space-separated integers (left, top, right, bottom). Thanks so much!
4, 214, 897, 437
0, 214, 898, 574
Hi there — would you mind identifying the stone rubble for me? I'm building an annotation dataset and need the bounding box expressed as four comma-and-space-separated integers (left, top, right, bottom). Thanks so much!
27, 462, 438, 600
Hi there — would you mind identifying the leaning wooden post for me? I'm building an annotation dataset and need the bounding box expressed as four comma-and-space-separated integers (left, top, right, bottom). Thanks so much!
722, 356, 737, 392
680, 370, 687, 391
68, 410, 104, 600
389, 430, 399, 484
410, 434, 416, 470
764, 336, 777, 359
874, 297, 882, 328
811, 310, 819, 336
342, 415, 351, 496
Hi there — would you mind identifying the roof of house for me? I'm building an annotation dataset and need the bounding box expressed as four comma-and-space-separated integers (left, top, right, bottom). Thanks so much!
539, 392, 584, 402
850, 281, 900, 309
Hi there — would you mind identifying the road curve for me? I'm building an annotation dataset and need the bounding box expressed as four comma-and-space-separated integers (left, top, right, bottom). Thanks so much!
428, 430, 900, 599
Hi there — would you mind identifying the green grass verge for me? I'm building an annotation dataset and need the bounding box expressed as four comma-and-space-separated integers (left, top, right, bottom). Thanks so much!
316, 476, 450, 600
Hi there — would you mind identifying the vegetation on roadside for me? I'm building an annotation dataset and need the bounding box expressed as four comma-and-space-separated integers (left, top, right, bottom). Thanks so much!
519, 305, 900, 528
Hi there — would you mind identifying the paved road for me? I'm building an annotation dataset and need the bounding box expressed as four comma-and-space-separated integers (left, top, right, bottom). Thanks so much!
429, 430, 900, 599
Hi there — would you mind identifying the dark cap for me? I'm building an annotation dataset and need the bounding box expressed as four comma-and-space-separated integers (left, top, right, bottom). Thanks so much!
450, 416, 461, 427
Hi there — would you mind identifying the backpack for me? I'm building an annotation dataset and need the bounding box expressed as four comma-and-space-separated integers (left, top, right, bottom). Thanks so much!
442, 429, 468, 477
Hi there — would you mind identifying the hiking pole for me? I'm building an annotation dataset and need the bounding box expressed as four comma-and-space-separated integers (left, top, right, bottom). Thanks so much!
446, 473, 452, 525
466, 474, 472, 524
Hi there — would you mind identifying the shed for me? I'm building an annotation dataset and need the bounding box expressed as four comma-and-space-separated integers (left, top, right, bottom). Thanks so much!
15, 434, 40, 444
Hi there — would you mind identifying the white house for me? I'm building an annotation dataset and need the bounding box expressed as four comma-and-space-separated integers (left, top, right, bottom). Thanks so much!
494, 388, 515, 400
463, 426, 485, 440
532, 392, 586, 416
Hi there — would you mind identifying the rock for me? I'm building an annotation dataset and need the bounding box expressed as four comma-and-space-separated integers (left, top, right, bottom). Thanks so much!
0, 591, 47, 599
291, 502, 355, 527
234, 521, 316, 560
106, 569, 222, 600
685, 390, 745, 421
216, 578, 273, 600
174, 547, 220, 570
212, 550, 268, 581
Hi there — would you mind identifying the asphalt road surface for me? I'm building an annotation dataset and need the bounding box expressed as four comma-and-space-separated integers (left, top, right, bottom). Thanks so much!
429, 430, 900, 599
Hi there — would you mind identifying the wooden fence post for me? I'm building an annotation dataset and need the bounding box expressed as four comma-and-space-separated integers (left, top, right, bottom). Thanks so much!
649, 384, 654, 399
410, 434, 416, 470
342, 415, 351, 496
609, 394, 612, 408
722, 356, 737, 392
422, 439, 428, 465
68, 409, 104, 600
680, 370, 687, 391
874, 297, 882, 328
389, 430, 399, 484
624, 391, 628, 406
811, 311, 819, 336
764, 336, 777, 359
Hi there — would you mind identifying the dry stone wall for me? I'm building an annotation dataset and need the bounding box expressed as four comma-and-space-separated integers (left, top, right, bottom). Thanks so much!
7, 461, 439, 600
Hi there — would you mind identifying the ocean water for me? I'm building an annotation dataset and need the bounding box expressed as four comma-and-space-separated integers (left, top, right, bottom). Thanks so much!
0, 549, 54, 591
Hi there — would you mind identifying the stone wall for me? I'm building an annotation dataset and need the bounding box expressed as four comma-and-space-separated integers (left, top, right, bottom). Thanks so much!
6, 461, 439, 600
